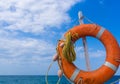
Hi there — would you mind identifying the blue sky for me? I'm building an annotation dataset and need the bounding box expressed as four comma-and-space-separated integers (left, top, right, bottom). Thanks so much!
0, 0, 119, 76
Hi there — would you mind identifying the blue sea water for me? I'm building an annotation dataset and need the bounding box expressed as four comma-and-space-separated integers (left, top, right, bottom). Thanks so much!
0, 75, 119, 84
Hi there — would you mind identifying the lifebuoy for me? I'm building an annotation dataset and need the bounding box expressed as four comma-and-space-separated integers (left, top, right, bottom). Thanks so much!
57, 24, 120, 84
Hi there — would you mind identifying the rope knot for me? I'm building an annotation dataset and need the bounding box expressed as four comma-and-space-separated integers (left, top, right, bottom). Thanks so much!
62, 32, 76, 63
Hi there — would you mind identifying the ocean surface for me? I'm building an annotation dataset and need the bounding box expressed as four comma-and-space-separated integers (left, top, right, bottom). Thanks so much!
0, 75, 119, 84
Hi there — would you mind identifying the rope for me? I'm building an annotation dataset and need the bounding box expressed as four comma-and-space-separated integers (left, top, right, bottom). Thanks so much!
116, 59, 120, 62
62, 32, 76, 63
45, 61, 54, 84
115, 55, 120, 62
45, 61, 61, 84
56, 77, 61, 84
84, 16, 95, 24
77, 78, 83, 84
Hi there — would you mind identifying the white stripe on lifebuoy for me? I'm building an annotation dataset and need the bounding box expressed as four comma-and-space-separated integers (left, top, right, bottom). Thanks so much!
104, 61, 118, 72
96, 27, 105, 39
70, 68, 80, 82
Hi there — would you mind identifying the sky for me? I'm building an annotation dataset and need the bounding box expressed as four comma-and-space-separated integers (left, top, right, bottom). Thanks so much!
0, 0, 119, 75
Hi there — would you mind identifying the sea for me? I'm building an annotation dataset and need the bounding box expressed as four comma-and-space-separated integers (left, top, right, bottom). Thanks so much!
0, 75, 119, 84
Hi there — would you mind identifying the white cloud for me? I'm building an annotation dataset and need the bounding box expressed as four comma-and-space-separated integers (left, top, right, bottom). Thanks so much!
0, 36, 55, 64
0, 0, 82, 34
89, 50, 105, 57
0, 0, 84, 63
0, 0, 85, 74
75, 47, 106, 58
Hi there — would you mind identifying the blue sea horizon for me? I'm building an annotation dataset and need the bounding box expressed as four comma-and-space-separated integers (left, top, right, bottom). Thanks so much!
0, 75, 119, 84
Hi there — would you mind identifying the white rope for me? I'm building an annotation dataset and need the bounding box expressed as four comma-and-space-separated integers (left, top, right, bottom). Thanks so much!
45, 61, 61, 84
56, 77, 61, 84
77, 78, 83, 84
116, 59, 120, 62
45, 61, 54, 84
84, 16, 95, 24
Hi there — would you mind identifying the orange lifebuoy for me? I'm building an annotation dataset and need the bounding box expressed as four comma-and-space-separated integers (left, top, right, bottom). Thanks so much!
57, 24, 120, 84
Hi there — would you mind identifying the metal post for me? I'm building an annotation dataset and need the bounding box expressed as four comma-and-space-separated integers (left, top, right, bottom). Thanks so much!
78, 11, 91, 71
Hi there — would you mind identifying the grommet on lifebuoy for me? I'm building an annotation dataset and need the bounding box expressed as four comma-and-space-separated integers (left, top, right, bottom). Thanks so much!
57, 24, 120, 84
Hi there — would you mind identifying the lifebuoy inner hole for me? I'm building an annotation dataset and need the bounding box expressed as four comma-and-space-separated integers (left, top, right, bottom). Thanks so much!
73, 36, 106, 71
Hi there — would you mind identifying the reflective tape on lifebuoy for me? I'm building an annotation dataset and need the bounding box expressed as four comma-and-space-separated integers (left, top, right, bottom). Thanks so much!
96, 27, 105, 39
104, 61, 117, 71
70, 68, 79, 82
57, 24, 120, 84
